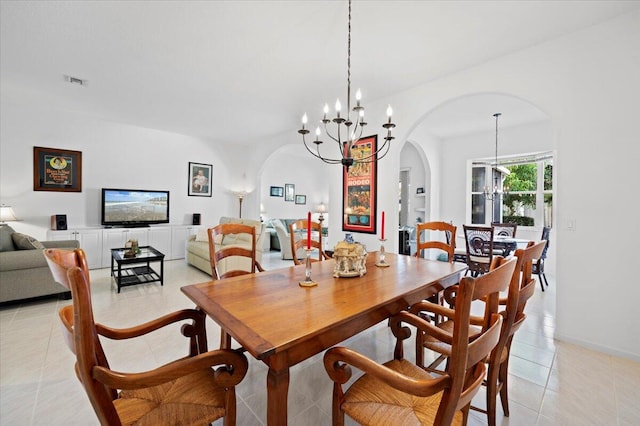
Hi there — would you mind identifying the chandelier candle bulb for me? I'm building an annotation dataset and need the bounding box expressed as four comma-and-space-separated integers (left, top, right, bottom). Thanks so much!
323, 104, 329, 120
356, 89, 362, 107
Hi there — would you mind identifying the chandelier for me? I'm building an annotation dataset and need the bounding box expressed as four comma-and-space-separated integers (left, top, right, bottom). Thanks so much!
298, 0, 395, 172
484, 112, 509, 201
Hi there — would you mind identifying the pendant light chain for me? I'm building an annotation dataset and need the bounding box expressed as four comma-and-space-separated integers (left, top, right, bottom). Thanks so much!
347, 0, 351, 115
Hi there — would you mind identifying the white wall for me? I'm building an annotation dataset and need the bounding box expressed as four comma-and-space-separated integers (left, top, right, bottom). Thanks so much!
348, 10, 639, 360
259, 144, 330, 226
399, 142, 428, 226
0, 103, 237, 239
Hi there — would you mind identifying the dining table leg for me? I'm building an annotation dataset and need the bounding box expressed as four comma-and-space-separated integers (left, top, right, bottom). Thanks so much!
266, 366, 290, 426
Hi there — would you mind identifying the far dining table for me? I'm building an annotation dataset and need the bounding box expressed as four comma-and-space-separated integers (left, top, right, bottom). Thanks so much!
181, 252, 466, 426
493, 236, 532, 256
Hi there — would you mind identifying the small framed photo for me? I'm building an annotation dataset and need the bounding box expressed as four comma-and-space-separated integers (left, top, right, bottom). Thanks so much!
270, 186, 284, 197
295, 195, 306, 205
285, 183, 295, 202
416, 187, 425, 194
188, 162, 213, 197
33, 146, 82, 192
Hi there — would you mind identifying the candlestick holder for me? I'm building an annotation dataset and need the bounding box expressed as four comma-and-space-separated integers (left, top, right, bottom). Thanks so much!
299, 248, 318, 287
376, 239, 390, 267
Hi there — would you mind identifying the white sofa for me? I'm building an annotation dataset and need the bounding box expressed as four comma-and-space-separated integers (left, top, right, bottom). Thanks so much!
185, 217, 266, 276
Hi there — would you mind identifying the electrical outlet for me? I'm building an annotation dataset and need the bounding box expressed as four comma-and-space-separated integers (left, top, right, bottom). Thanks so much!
567, 219, 576, 231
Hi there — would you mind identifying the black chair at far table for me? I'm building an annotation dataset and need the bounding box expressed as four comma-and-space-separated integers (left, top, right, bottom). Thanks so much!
462, 225, 495, 277
532, 226, 552, 291
491, 222, 518, 256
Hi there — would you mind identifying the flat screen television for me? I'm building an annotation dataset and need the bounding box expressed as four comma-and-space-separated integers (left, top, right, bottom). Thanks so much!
101, 188, 170, 227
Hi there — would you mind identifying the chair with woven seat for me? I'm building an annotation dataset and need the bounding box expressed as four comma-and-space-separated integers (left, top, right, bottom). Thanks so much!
463, 225, 494, 277
289, 219, 329, 265
532, 226, 551, 291
208, 223, 264, 280
323, 257, 516, 426
413, 242, 545, 426
208, 223, 264, 349
414, 221, 457, 262
44, 248, 248, 426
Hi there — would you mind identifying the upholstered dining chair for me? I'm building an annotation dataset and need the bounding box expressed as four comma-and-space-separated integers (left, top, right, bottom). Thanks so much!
289, 219, 329, 265
491, 222, 517, 238
208, 223, 264, 280
323, 257, 515, 426
44, 248, 248, 426
463, 225, 494, 277
491, 222, 518, 256
532, 226, 551, 291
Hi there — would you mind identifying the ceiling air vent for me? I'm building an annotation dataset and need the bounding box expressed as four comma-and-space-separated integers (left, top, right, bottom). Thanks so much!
63, 75, 88, 87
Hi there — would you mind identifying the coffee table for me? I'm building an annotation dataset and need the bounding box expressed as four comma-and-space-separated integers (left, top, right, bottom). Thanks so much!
110, 246, 164, 293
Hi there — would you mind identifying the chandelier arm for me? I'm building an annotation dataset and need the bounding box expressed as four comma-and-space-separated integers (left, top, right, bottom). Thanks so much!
301, 135, 343, 164
323, 122, 344, 147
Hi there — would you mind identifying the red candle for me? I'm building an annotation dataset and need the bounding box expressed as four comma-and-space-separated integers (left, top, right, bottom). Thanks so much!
307, 211, 312, 249
381, 211, 385, 240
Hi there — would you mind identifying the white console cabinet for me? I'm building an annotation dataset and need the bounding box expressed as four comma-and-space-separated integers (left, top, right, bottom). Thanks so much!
49, 226, 192, 269
47, 228, 103, 269
171, 226, 201, 259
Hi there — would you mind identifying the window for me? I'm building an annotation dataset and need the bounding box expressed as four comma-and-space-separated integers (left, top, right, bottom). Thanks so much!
469, 152, 553, 227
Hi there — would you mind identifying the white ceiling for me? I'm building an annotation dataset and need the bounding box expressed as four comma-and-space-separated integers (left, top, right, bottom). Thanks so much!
2, 1, 638, 144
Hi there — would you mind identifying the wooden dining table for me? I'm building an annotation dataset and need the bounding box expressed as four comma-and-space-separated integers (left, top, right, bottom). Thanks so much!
181, 252, 466, 425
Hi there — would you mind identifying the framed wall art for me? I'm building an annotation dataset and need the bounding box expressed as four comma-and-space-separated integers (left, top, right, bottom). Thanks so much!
188, 162, 213, 197
285, 183, 295, 202
33, 146, 82, 192
295, 195, 306, 205
270, 186, 284, 197
342, 135, 377, 234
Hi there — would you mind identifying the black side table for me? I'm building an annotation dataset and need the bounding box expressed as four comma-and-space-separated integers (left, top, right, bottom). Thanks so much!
110, 246, 164, 293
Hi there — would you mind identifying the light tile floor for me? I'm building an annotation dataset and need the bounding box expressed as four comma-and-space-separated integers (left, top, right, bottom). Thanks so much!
1, 251, 638, 425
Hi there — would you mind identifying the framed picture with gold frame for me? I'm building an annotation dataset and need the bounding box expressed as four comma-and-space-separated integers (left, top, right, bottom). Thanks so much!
342, 135, 377, 234
33, 146, 82, 192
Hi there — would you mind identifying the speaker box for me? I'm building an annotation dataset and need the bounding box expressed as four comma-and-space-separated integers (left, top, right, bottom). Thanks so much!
192, 213, 201, 226
51, 214, 68, 230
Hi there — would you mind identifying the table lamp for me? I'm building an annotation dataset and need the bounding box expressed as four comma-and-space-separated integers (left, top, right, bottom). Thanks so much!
0, 205, 20, 225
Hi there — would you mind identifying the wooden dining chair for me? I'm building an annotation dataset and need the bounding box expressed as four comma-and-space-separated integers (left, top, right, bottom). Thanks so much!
476, 240, 546, 425
463, 225, 494, 277
532, 226, 551, 291
44, 248, 248, 426
414, 221, 457, 262
289, 219, 329, 265
208, 223, 264, 280
412, 242, 545, 426
208, 223, 264, 349
323, 258, 515, 426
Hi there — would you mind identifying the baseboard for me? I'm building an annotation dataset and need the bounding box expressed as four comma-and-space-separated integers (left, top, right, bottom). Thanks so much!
554, 331, 640, 363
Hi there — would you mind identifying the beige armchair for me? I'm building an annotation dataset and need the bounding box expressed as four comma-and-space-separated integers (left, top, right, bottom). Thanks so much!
272, 219, 294, 260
